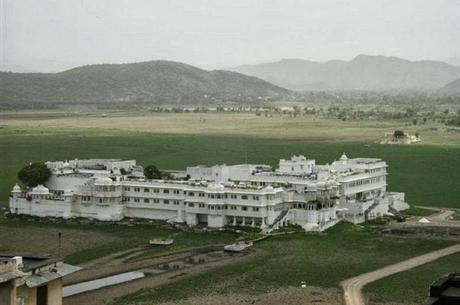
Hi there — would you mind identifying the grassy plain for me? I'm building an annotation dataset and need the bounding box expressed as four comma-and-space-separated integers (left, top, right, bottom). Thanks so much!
0, 214, 237, 265
365, 252, 460, 304
113, 223, 455, 305
0, 112, 459, 304
0, 124, 459, 208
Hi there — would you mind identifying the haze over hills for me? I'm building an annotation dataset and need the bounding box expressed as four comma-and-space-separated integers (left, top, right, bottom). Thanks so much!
440, 78, 460, 94
0, 60, 291, 105
231, 55, 460, 91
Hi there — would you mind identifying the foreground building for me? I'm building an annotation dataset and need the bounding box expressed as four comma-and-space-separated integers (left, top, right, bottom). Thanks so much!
9, 155, 409, 231
425, 273, 460, 305
0, 253, 79, 305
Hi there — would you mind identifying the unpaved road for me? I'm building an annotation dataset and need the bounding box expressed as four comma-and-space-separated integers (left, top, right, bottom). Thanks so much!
341, 243, 460, 305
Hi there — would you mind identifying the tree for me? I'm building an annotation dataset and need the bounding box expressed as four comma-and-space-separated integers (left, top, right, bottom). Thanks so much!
17, 162, 51, 187
144, 165, 162, 179
393, 130, 405, 139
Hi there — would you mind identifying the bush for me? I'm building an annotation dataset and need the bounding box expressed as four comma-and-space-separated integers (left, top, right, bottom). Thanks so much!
393, 130, 405, 138
144, 165, 162, 179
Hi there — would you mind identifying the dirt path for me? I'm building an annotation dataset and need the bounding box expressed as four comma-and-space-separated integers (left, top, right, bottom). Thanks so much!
340, 244, 460, 305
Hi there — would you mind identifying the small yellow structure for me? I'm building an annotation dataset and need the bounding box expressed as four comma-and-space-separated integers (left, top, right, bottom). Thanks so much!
0, 253, 80, 305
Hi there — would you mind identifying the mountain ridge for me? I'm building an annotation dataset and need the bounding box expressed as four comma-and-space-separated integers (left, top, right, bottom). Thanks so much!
231, 55, 460, 91
0, 60, 291, 105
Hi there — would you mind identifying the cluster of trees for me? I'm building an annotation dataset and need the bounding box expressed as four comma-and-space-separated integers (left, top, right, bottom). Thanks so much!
17, 162, 51, 187
296, 91, 460, 105
143, 165, 172, 180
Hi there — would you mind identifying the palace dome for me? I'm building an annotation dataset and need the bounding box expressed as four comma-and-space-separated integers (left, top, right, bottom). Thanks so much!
31, 184, 49, 195
12, 183, 21, 192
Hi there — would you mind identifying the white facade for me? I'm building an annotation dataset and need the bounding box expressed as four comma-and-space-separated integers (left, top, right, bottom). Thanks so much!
278, 155, 315, 176
9, 155, 409, 231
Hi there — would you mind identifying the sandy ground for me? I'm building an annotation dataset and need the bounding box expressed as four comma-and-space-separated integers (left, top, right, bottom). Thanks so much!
0, 224, 119, 257
154, 286, 343, 305
341, 244, 460, 305
64, 249, 261, 305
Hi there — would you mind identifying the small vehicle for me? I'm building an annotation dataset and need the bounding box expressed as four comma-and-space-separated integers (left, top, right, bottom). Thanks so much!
300, 281, 307, 288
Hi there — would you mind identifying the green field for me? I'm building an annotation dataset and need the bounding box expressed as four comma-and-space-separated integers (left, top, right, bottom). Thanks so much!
365, 252, 460, 304
113, 223, 455, 305
1, 124, 459, 304
1, 126, 459, 208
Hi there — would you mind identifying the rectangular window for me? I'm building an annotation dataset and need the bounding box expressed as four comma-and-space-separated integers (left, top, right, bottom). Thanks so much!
163, 189, 170, 194
144, 198, 149, 203
154, 199, 159, 203
188, 202, 195, 207
134, 187, 140, 192
189, 192, 195, 196
252, 207, 259, 211
242, 195, 248, 200
144, 188, 149, 193
164, 199, 169, 204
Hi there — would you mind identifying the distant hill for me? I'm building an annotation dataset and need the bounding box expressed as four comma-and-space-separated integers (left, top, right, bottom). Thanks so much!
0, 60, 291, 105
440, 78, 460, 94
231, 55, 460, 91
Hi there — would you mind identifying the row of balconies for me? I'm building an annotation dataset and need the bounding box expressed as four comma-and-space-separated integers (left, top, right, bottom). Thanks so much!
125, 201, 270, 218
122, 192, 282, 206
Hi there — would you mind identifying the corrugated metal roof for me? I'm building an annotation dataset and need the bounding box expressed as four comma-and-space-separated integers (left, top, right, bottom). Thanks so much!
24, 264, 82, 288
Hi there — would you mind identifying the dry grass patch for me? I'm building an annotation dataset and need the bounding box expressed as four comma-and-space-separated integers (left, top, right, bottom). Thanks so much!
153, 286, 342, 305
2, 112, 458, 145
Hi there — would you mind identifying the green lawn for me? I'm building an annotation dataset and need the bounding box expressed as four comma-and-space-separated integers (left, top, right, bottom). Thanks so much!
365, 252, 460, 304
113, 223, 455, 305
1, 126, 459, 209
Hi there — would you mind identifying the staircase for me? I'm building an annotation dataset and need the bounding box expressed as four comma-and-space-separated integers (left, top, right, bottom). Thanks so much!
264, 209, 289, 233
364, 200, 380, 221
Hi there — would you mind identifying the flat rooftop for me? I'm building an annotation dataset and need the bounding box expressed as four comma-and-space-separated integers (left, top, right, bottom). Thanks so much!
0, 252, 60, 272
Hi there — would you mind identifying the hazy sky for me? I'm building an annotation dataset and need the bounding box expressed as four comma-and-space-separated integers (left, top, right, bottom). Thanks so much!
1, 0, 460, 72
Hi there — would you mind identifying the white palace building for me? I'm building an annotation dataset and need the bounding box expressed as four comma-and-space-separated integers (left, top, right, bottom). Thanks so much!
9, 155, 409, 231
